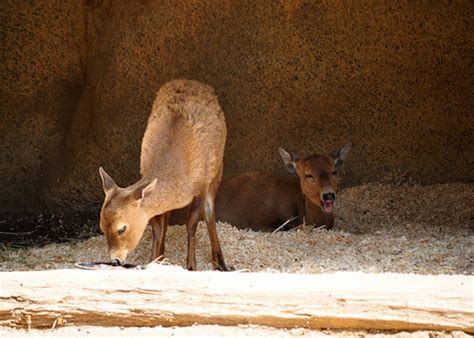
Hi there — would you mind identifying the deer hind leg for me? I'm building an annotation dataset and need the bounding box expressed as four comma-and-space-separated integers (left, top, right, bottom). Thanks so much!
185, 196, 204, 271
150, 212, 170, 262
203, 170, 231, 271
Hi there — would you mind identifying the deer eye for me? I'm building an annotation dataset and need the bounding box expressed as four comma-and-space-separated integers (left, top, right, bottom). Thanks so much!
332, 171, 337, 176
305, 174, 316, 181
118, 225, 127, 236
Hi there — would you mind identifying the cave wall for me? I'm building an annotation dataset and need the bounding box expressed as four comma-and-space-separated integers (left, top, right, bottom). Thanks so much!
1, 0, 472, 213
0, 0, 86, 213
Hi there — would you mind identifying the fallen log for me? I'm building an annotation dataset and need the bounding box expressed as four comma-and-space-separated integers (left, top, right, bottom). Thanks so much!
0, 265, 472, 332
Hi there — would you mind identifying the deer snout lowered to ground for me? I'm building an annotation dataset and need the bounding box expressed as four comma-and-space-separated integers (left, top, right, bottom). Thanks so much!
98, 79, 230, 271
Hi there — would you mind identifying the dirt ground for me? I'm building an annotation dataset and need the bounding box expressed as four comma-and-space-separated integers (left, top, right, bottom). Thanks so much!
0, 182, 472, 336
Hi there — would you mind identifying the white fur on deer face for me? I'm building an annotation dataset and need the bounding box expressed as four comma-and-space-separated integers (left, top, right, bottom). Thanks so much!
99, 167, 157, 265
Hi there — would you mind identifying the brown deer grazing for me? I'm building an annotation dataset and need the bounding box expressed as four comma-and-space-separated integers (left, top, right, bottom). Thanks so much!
98, 79, 230, 271
170, 143, 351, 232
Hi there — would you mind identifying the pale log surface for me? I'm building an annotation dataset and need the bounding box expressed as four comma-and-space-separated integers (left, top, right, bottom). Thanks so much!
0, 265, 472, 332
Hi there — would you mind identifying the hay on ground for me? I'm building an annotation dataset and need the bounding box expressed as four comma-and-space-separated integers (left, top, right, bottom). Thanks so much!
0, 182, 472, 274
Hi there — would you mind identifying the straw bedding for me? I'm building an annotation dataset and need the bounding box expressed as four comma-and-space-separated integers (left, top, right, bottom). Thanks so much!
1, 182, 472, 274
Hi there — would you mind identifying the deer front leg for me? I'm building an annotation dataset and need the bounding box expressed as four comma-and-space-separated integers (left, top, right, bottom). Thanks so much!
186, 196, 203, 271
203, 196, 230, 271
150, 212, 169, 262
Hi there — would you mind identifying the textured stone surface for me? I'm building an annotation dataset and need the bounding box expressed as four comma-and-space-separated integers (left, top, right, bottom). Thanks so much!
0, 0, 472, 213
0, 0, 86, 212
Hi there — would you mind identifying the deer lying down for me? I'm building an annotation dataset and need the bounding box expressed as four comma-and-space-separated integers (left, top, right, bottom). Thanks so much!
170, 143, 351, 232
99, 79, 230, 271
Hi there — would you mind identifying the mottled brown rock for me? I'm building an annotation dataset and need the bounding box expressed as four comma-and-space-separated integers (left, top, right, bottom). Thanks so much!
0, 1, 472, 213
0, 0, 86, 212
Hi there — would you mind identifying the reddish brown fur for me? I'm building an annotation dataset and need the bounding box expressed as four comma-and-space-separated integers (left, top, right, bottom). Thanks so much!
280, 144, 351, 230
99, 79, 230, 271
171, 144, 351, 232
215, 172, 304, 231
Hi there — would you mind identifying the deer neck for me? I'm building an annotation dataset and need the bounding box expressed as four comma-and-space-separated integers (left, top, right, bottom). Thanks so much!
133, 176, 194, 219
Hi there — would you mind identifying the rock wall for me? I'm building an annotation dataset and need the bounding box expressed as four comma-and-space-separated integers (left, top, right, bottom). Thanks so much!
1, 0, 472, 213
1, 0, 86, 212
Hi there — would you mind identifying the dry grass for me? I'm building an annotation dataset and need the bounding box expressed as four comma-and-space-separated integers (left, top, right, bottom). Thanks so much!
1, 182, 472, 275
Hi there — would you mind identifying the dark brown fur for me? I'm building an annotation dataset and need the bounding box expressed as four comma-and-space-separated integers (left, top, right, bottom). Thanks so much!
215, 172, 304, 231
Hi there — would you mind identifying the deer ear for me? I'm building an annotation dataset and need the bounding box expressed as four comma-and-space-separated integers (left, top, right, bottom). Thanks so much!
138, 178, 157, 203
278, 147, 298, 174
99, 167, 118, 194
332, 142, 352, 167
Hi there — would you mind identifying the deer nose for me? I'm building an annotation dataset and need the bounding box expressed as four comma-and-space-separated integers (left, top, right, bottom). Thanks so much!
322, 192, 336, 202
111, 257, 123, 266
